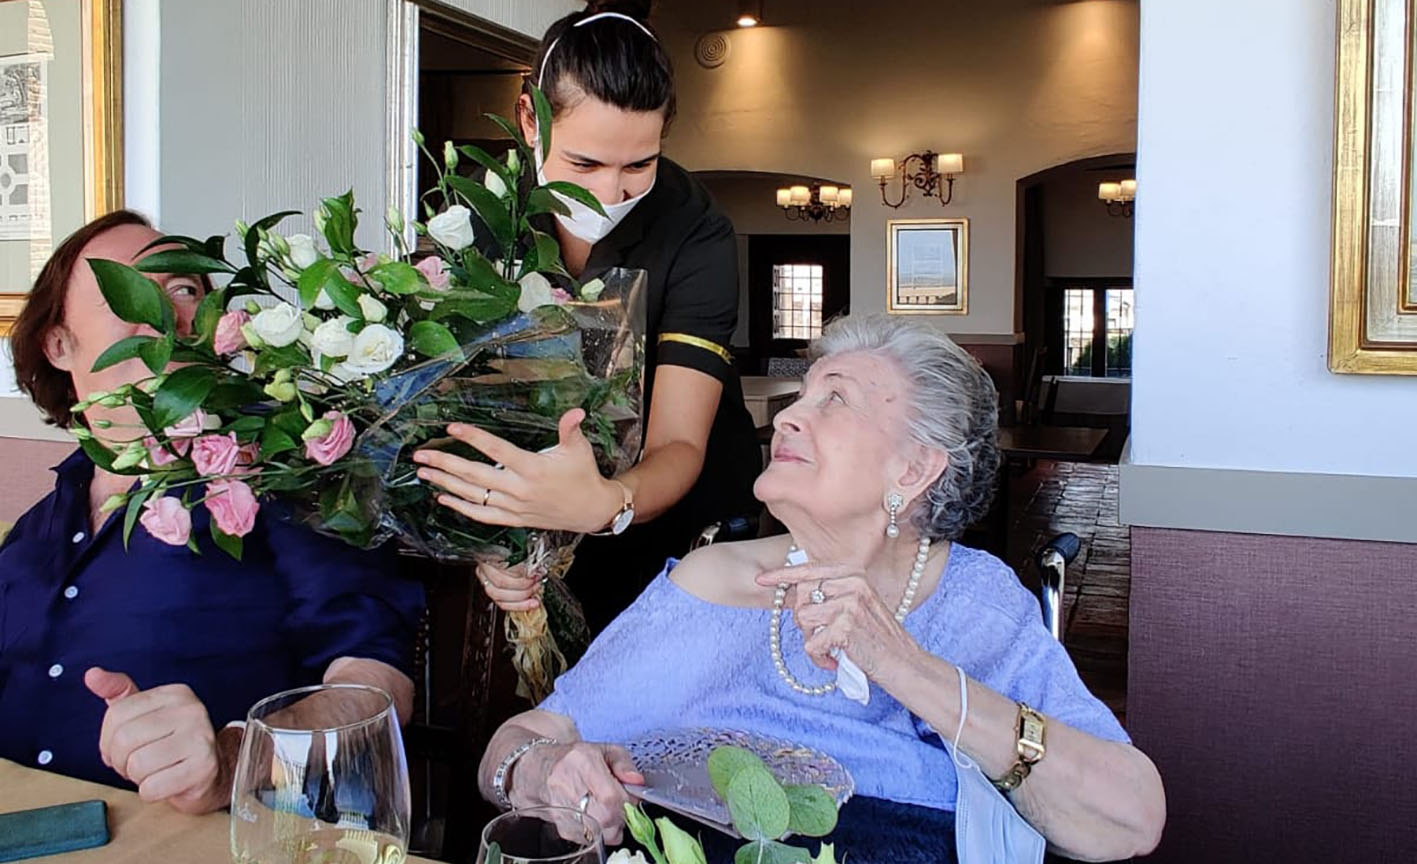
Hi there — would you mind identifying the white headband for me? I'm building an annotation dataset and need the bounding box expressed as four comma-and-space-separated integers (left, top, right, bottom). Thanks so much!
538, 11, 658, 87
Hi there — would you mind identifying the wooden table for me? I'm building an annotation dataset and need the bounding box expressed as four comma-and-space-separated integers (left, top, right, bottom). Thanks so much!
997, 425, 1108, 461
740, 376, 801, 428
0, 759, 439, 863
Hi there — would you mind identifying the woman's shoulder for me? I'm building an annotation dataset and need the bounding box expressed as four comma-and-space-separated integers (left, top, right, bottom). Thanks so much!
668, 535, 784, 607
651, 158, 734, 237
933, 543, 1042, 626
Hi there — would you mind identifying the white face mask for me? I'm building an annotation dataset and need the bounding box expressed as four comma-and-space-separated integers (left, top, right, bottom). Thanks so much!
534, 139, 655, 245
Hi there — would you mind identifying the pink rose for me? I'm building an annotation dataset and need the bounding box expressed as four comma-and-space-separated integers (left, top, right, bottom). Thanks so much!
415, 256, 450, 291
551, 287, 573, 305
356, 252, 381, 272
205, 479, 259, 537
165, 409, 215, 439
213, 310, 251, 354
190, 432, 242, 477
304, 411, 355, 466
234, 442, 261, 474
139, 496, 192, 546
144, 436, 183, 467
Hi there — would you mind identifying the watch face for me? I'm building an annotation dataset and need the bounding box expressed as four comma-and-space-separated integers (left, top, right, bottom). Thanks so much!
612, 507, 635, 535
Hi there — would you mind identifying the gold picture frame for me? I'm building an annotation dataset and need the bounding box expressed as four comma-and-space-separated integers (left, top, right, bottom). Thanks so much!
886, 217, 969, 315
1330, 0, 1417, 373
0, 0, 123, 336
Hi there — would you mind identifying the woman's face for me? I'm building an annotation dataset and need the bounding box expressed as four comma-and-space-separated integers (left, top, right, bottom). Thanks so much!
754, 351, 917, 528
520, 93, 663, 207
45, 223, 204, 421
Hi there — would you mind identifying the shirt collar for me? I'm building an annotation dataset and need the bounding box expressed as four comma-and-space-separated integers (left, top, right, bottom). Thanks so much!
52, 448, 95, 485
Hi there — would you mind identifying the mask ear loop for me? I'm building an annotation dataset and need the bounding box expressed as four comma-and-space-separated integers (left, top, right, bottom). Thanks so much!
538, 11, 658, 87
952, 665, 974, 771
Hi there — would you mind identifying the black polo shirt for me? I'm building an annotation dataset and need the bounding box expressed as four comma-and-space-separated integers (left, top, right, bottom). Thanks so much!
480, 157, 761, 634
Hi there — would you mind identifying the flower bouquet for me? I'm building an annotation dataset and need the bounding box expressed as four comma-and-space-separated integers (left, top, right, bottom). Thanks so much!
77, 86, 644, 700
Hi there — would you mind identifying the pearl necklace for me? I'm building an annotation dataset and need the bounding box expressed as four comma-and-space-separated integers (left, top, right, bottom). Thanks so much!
770, 537, 932, 696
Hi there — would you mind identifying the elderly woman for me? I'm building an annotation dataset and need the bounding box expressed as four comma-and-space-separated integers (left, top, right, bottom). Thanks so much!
1, 210, 424, 810
477, 315, 1164, 861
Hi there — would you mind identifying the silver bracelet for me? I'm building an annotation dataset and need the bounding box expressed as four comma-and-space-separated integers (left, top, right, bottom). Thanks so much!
493, 736, 556, 809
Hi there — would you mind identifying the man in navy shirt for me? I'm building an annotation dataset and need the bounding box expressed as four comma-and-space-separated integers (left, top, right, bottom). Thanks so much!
1, 211, 425, 813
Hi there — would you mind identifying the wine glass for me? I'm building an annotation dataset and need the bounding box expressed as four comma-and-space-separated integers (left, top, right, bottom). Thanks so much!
477, 806, 605, 864
230, 684, 411, 864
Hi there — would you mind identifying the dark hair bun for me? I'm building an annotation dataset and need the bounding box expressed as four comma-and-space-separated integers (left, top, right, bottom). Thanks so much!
585, 0, 651, 22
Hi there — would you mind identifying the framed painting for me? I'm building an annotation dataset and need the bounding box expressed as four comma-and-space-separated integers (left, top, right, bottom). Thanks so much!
1330, 0, 1417, 373
0, 0, 122, 335
886, 218, 968, 315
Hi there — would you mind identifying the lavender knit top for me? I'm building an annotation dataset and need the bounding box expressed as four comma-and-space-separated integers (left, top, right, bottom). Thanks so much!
540, 544, 1127, 811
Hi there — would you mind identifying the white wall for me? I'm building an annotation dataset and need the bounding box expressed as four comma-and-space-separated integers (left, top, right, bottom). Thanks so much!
659, 0, 1139, 335
1129, 0, 1417, 479
697, 175, 851, 236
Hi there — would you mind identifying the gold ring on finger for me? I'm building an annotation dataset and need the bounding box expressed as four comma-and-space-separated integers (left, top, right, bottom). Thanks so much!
482, 487, 492, 507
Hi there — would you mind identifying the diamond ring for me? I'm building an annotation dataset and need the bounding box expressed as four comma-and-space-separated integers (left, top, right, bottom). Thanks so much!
810, 583, 826, 604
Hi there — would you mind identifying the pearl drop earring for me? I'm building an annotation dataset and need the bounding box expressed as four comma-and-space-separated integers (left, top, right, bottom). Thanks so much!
885, 492, 904, 538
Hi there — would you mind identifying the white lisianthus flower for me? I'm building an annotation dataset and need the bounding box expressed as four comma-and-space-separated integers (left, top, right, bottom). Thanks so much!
341, 323, 405, 378
249, 302, 304, 348
357, 294, 388, 323
517, 272, 555, 313
485, 170, 509, 200
313, 289, 336, 310
310, 316, 356, 359
428, 205, 477, 250
607, 851, 649, 864
287, 233, 319, 270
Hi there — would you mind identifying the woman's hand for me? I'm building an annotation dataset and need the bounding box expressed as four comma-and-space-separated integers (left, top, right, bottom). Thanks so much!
477, 559, 543, 612
515, 741, 644, 845
755, 563, 924, 685
413, 409, 623, 534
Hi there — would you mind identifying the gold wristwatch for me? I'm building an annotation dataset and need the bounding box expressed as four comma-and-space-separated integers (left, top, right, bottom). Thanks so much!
993, 702, 1046, 792
591, 479, 635, 536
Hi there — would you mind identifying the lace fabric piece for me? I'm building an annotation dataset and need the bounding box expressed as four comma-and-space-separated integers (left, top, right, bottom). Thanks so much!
623, 727, 855, 837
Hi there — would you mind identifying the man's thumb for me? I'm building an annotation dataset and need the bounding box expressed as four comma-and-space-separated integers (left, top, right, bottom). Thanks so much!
85, 667, 138, 705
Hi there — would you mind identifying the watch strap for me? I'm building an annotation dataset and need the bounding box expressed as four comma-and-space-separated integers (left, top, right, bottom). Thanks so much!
993, 703, 1046, 793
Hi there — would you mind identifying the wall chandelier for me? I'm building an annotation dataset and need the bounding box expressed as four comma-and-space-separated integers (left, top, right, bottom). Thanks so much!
1098, 179, 1136, 217
870, 151, 964, 207
775, 183, 852, 222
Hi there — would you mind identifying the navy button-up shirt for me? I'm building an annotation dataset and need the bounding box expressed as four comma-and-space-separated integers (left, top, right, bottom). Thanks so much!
0, 450, 425, 786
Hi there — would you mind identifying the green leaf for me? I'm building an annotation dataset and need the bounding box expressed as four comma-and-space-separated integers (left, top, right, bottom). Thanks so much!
542, 180, 607, 218
210, 519, 243, 561
524, 228, 566, 277
122, 486, 155, 551
137, 234, 208, 256
447, 175, 514, 249
225, 415, 267, 433
297, 258, 339, 308
457, 143, 515, 189
271, 407, 309, 439
525, 188, 572, 218
78, 436, 118, 472
244, 210, 300, 275
254, 344, 309, 376
708, 746, 771, 800
91, 335, 158, 373
484, 841, 502, 864
136, 249, 234, 274
152, 365, 218, 429
456, 249, 518, 296
429, 295, 517, 323
483, 112, 530, 150
320, 190, 359, 256
192, 287, 227, 346
531, 84, 554, 163
726, 764, 791, 842
260, 424, 299, 459
367, 260, 425, 295
783, 786, 838, 838
88, 259, 170, 331
408, 320, 463, 359
734, 842, 810, 864
807, 843, 838, 864
138, 334, 175, 375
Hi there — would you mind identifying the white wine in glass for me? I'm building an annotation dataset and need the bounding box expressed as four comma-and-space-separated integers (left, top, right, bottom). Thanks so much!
231, 684, 411, 864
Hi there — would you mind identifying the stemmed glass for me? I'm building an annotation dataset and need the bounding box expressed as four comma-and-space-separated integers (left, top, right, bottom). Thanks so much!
230, 684, 411, 864
477, 806, 605, 864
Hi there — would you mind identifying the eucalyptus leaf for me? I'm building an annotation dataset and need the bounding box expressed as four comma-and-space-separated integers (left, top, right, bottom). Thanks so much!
136, 249, 235, 275
726, 764, 791, 842
733, 842, 810, 864
783, 785, 838, 838
708, 746, 771, 800
409, 320, 463, 359
88, 259, 169, 330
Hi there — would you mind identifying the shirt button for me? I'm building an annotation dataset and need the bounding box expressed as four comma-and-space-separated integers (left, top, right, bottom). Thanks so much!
64, 586, 79, 600
37, 750, 53, 766
48, 664, 64, 679
71, 531, 85, 544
